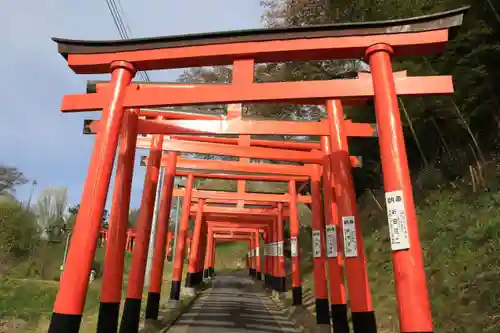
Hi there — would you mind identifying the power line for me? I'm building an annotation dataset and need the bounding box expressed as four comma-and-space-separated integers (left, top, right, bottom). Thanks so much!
104, 0, 150, 81
115, 0, 133, 37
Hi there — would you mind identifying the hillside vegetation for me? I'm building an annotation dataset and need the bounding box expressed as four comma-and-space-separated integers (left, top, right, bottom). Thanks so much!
267, 166, 497, 333
178, 1, 500, 330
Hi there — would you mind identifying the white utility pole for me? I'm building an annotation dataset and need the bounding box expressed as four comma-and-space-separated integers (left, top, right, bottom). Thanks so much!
144, 167, 164, 286
171, 177, 185, 264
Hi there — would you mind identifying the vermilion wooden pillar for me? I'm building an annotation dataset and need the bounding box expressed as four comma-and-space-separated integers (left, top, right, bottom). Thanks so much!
48, 61, 135, 333
195, 218, 207, 284
311, 164, 331, 325
126, 232, 132, 252
288, 180, 302, 305
211, 238, 217, 277
204, 229, 214, 279
246, 236, 251, 276
321, 136, 350, 333
186, 237, 192, 258
276, 203, 286, 293
367, 44, 433, 333
255, 231, 262, 280
166, 232, 173, 259
145, 151, 178, 320
267, 221, 276, 290
119, 131, 163, 333
263, 230, 269, 287
96, 110, 138, 333
326, 99, 376, 333
185, 199, 205, 288
169, 174, 195, 302
249, 235, 256, 277
252, 232, 259, 278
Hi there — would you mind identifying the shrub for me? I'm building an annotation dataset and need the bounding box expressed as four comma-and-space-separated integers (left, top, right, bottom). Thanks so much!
0, 198, 39, 264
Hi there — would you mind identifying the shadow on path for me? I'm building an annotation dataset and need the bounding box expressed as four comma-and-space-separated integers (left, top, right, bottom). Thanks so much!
166, 274, 302, 333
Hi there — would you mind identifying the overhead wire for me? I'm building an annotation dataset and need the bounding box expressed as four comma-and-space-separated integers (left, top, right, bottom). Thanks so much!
104, 0, 151, 81
115, 0, 134, 37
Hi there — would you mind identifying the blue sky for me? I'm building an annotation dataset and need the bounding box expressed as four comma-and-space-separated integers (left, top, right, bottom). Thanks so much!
0, 0, 263, 210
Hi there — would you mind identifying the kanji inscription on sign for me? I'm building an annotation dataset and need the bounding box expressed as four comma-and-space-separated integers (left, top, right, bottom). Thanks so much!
342, 216, 358, 258
385, 190, 410, 251
312, 230, 321, 258
325, 224, 338, 258
290, 237, 298, 257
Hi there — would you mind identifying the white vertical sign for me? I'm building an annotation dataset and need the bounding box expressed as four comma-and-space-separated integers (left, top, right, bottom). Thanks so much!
277, 241, 284, 257
342, 216, 358, 258
290, 236, 298, 257
255, 247, 260, 257
385, 190, 410, 251
312, 230, 321, 258
325, 224, 338, 258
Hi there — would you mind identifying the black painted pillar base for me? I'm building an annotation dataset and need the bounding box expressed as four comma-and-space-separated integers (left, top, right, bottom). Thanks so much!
292, 286, 302, 305
47, 313, 82, 333
210, 267, 215, 277
256, 271, 262, 280
331, 303, 350, 333
352, 311, 377, 333
118, 298, 141, 333
195, 271, 204, 285
249, 268, 253, 276
169, 280, 181, 300
276, 276, 287, 292
96, 301, 120, 333
145, 292, 161, 320
203, 269, 209, 278
315, 298, 331, 325
270, 276, 277, 290
185, 272, 196, 287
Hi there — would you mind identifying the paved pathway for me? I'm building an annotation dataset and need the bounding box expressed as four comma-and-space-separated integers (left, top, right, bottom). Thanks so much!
166, 275, 303, 333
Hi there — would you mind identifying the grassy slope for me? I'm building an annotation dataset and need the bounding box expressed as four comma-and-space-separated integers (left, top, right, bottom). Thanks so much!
214, 242, 249, 271
293, 188, 500, 333
0, 242, 247, 332
363, 188, 500, 333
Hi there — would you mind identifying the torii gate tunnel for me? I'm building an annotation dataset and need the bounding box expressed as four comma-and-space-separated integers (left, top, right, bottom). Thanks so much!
49, 6, 468, 333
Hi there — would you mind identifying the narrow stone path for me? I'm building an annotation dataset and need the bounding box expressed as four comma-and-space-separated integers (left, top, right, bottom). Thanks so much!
166, 275, 303, 333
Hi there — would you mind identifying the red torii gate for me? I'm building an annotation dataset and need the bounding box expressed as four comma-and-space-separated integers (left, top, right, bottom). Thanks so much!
208, 222, 269, 280
99, 229, 184, 255
49, 7, 467, 333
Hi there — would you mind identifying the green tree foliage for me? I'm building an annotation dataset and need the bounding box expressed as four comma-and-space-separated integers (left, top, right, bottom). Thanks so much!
128, 207, 140, 227
178, 1, 499, 192
259, 0, 500, 190
0, 197, 39, 265
0, 165, 27, 197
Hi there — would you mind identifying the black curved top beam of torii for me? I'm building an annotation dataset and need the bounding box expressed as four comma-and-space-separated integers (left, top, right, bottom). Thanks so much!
51, 6, 469, 74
